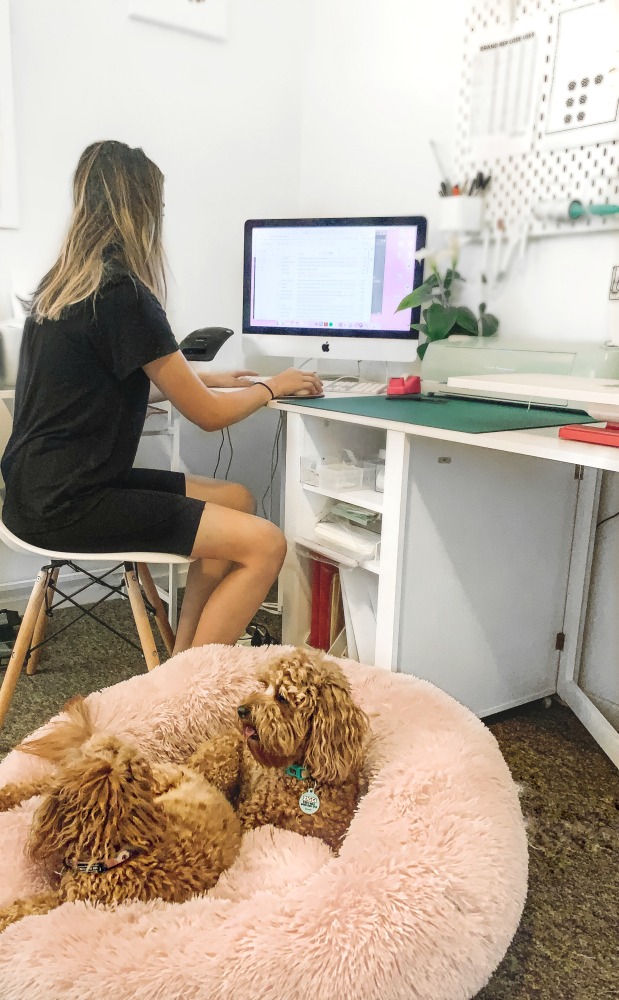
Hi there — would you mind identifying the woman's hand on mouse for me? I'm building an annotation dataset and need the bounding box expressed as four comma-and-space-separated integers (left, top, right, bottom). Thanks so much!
201, 370, 259, 389
265, 370, 323, 398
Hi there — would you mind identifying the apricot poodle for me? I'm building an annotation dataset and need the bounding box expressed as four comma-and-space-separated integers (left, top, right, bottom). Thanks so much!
0, 697, 241, 933
189, 648, 370, 851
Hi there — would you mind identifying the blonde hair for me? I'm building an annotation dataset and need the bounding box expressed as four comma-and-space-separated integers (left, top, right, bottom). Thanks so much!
31, 141, 166, 322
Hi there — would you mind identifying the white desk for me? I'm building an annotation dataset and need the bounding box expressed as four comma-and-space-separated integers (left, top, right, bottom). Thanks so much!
274, 399, 619, 770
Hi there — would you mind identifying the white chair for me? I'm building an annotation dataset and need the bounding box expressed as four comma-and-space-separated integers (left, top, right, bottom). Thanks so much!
0, 393, 192, 729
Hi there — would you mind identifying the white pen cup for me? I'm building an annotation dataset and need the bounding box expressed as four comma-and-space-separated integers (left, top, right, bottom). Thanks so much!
438, 196, 484, 234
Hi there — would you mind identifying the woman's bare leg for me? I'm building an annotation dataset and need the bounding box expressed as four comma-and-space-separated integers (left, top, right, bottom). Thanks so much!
173, 476, 257, 654
186, 504, 286, 648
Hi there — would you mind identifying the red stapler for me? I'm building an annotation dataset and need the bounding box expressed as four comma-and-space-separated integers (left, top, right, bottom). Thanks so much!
386, 375, 422, 399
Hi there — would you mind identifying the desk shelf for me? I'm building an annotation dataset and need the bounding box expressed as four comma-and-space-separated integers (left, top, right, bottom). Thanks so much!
273, 399, 619, 771
281, 412, 402, 669
302, 484, 383, 514
280, 405, 579, 707
294, 535, 381, 575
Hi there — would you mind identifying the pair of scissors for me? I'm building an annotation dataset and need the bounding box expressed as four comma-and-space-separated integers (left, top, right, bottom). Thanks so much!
469, 172, 491, 196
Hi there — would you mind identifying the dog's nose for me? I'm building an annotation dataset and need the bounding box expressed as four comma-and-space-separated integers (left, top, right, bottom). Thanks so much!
237, 705, 250, 719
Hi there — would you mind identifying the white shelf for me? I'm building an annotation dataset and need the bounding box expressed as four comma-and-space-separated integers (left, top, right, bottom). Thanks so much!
294, 536, 380, 574
301, 484, 384, 513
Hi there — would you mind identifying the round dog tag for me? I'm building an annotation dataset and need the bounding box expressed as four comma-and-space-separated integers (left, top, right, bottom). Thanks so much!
299, 787, 320, 815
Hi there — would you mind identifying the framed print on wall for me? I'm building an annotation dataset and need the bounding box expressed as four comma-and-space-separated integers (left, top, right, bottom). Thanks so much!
129, 0, 228, 41
0, 0, 19, 229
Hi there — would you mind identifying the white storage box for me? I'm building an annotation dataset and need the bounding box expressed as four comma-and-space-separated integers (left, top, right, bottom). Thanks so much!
318, 462, 363, 492
314, 520, 381, 560
300, 456, 320, 487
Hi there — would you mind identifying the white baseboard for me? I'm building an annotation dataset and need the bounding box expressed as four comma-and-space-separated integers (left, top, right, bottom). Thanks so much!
0, 563, 189, 615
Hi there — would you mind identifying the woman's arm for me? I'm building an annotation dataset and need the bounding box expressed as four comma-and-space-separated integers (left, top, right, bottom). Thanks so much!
144, 351, 322, 432
148, 368, 258, 403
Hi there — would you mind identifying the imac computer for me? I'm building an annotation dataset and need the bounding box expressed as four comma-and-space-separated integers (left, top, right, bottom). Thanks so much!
242, 216, 427, 363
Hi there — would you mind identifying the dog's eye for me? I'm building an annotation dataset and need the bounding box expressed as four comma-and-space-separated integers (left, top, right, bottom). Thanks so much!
276, 692, 288, 704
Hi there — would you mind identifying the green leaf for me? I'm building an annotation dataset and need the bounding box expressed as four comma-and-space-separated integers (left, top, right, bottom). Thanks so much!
479, 302, 487, 315
444, 272, 453, 290
417, 341, 430, 360
454, 306, 478, 335
425, 273, 440, 288
452, 270, 464, 281
451, 325, 476, 338
395, 282, 433, 312
426, 303, 458, 339
410, 323, 429, 333
480, 312, 499, 337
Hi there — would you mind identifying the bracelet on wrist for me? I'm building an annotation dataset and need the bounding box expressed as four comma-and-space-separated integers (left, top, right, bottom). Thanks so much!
254, 380, 275, 400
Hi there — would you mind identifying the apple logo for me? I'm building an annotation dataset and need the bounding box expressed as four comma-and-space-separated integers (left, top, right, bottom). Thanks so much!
321, 341, 330, 353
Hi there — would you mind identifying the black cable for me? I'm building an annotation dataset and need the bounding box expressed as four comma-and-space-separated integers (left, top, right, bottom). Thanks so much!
270, 418, 282, 521
213, 430, 225, 478
597, 510, 619, 529
260, 414, 283, 518
224, 428, 234, 479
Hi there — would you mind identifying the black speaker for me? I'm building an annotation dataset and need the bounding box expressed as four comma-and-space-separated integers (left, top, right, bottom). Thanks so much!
179, 327, 234, 362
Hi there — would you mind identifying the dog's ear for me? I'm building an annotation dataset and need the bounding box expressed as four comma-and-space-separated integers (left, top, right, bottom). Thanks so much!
305, 680, 369, 784
17, 696, 95, 764
27, 792, 72, 861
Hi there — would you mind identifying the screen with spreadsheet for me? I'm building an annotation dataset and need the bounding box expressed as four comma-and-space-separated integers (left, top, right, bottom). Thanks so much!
243, 217, 427, 342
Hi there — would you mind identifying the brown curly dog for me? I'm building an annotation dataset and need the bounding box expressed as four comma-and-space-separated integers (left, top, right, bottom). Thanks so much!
188, 649, 370, 852
0, 697, 241, 933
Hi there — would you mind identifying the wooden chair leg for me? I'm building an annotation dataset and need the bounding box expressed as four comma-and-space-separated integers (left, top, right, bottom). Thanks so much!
0, 568, 53, 729
137, 563, 175, 656
123, 563, 160, 671
26, 566, 60, 676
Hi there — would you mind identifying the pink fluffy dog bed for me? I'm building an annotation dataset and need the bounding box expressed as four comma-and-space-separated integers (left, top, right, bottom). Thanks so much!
0, 646, 527, 1000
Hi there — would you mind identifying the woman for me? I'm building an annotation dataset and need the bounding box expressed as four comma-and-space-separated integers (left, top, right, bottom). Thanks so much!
1, 140, 322, 652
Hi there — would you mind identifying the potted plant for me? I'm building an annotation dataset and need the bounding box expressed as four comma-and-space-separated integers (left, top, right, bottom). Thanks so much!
396, 244, 499, 360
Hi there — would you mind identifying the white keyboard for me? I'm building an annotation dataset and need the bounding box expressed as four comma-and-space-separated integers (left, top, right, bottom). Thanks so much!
321, 378, 388, 396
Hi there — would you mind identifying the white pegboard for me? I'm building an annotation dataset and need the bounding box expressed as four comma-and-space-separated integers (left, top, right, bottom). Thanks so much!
454, 0, 619, 238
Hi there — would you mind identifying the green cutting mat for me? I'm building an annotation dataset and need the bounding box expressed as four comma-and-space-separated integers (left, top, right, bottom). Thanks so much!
285, 394, 595, 433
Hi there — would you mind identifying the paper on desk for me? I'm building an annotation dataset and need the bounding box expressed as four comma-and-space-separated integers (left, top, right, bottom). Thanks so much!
327, 502, 380, 528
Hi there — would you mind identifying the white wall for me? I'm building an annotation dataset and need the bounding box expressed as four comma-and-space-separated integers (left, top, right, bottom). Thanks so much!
299, 0, 619, 345
299, 0, 465, 221
0, 0, 307, 339
460, 232, 619, 343
0, 0, 306, 591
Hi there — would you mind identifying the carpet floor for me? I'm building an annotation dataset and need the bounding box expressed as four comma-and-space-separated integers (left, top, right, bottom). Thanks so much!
0, 594, 617, 1000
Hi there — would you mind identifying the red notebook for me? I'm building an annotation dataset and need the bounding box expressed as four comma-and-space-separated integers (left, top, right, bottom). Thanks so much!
309, 560, 323, 648
318, 562, 337, 651
309, 559, 339, 651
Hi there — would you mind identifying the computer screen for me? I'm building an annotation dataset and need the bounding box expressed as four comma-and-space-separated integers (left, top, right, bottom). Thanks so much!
242, 216, 427, 362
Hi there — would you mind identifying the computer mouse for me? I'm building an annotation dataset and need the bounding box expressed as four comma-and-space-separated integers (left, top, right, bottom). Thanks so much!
278, 389, 325, 399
